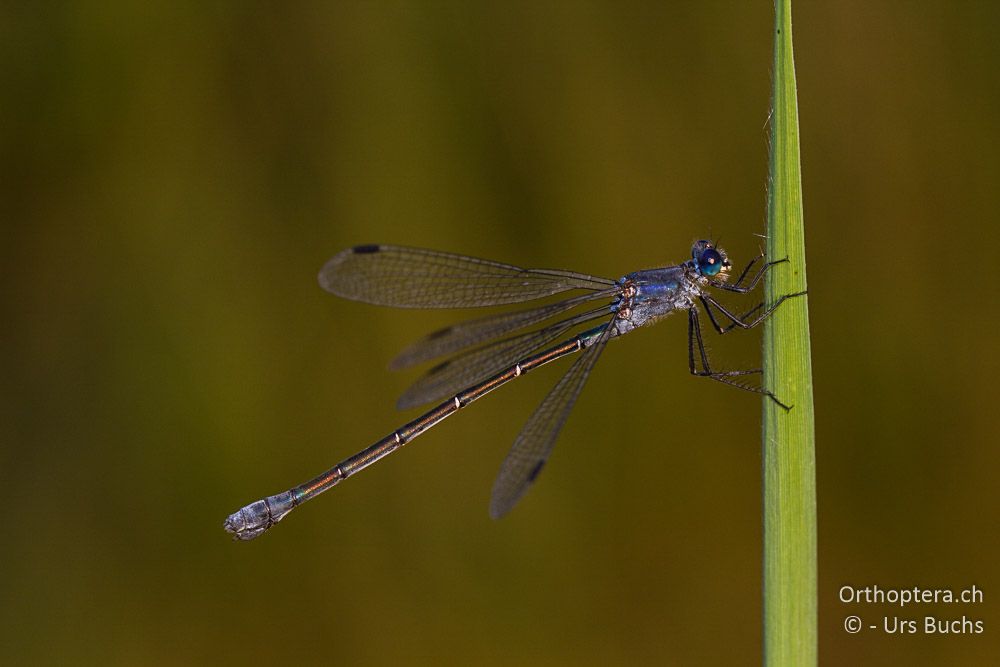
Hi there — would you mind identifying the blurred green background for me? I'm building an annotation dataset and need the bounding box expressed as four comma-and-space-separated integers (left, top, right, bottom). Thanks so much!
3, 2, 998, 665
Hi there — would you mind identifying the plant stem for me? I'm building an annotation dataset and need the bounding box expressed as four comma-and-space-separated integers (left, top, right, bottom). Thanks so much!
762, 0, 817, 665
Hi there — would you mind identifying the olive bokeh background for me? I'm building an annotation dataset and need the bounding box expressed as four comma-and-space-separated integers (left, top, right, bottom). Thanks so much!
3, 3, 997, 665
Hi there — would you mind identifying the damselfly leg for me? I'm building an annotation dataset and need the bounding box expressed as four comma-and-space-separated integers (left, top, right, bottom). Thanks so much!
687, 253, 807, 409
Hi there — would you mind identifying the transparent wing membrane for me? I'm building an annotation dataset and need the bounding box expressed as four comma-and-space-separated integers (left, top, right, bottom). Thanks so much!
396, 306, 613, 410
319, 245, 614, 309
390, 288, 618, 371
489, 322, 614, 519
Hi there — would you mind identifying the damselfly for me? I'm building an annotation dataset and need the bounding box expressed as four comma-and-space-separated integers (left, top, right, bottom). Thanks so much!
224, 241, 805, 540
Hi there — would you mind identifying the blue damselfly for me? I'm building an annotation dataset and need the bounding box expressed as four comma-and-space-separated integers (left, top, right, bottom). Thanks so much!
224, 241, 804, 540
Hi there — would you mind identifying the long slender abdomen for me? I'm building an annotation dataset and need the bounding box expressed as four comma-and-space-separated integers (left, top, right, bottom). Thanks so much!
223, 335, 588, 540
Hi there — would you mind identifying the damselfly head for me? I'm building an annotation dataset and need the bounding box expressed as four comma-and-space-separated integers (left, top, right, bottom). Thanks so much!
691, 240, 731, 279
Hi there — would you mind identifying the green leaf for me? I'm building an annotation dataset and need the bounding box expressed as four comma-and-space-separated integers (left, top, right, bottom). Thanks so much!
762, 0, 817, 665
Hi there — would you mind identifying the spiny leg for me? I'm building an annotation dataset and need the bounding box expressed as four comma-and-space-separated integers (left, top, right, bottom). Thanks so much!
687, 307, 790, 409
687, 307, 760, 378
688, 307, 792, 410
727, 252, 765, 289
701, 290, 807, 330
687, 307, 712, 372
702, 249, 806, 333
709, 256, 790, 294
700, 296, 766, 335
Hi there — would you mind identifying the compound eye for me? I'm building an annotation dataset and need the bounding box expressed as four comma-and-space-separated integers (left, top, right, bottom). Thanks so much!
698, 248, 724, 276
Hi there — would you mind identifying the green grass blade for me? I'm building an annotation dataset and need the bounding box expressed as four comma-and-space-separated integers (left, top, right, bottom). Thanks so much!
762, 0, 817, 665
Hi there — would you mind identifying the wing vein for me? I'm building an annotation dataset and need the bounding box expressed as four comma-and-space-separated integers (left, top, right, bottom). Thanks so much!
489, 320, 615, 518
319, 245, 615, 308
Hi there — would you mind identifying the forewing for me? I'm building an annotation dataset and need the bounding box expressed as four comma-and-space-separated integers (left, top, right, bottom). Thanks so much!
319, 245, 614, 308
